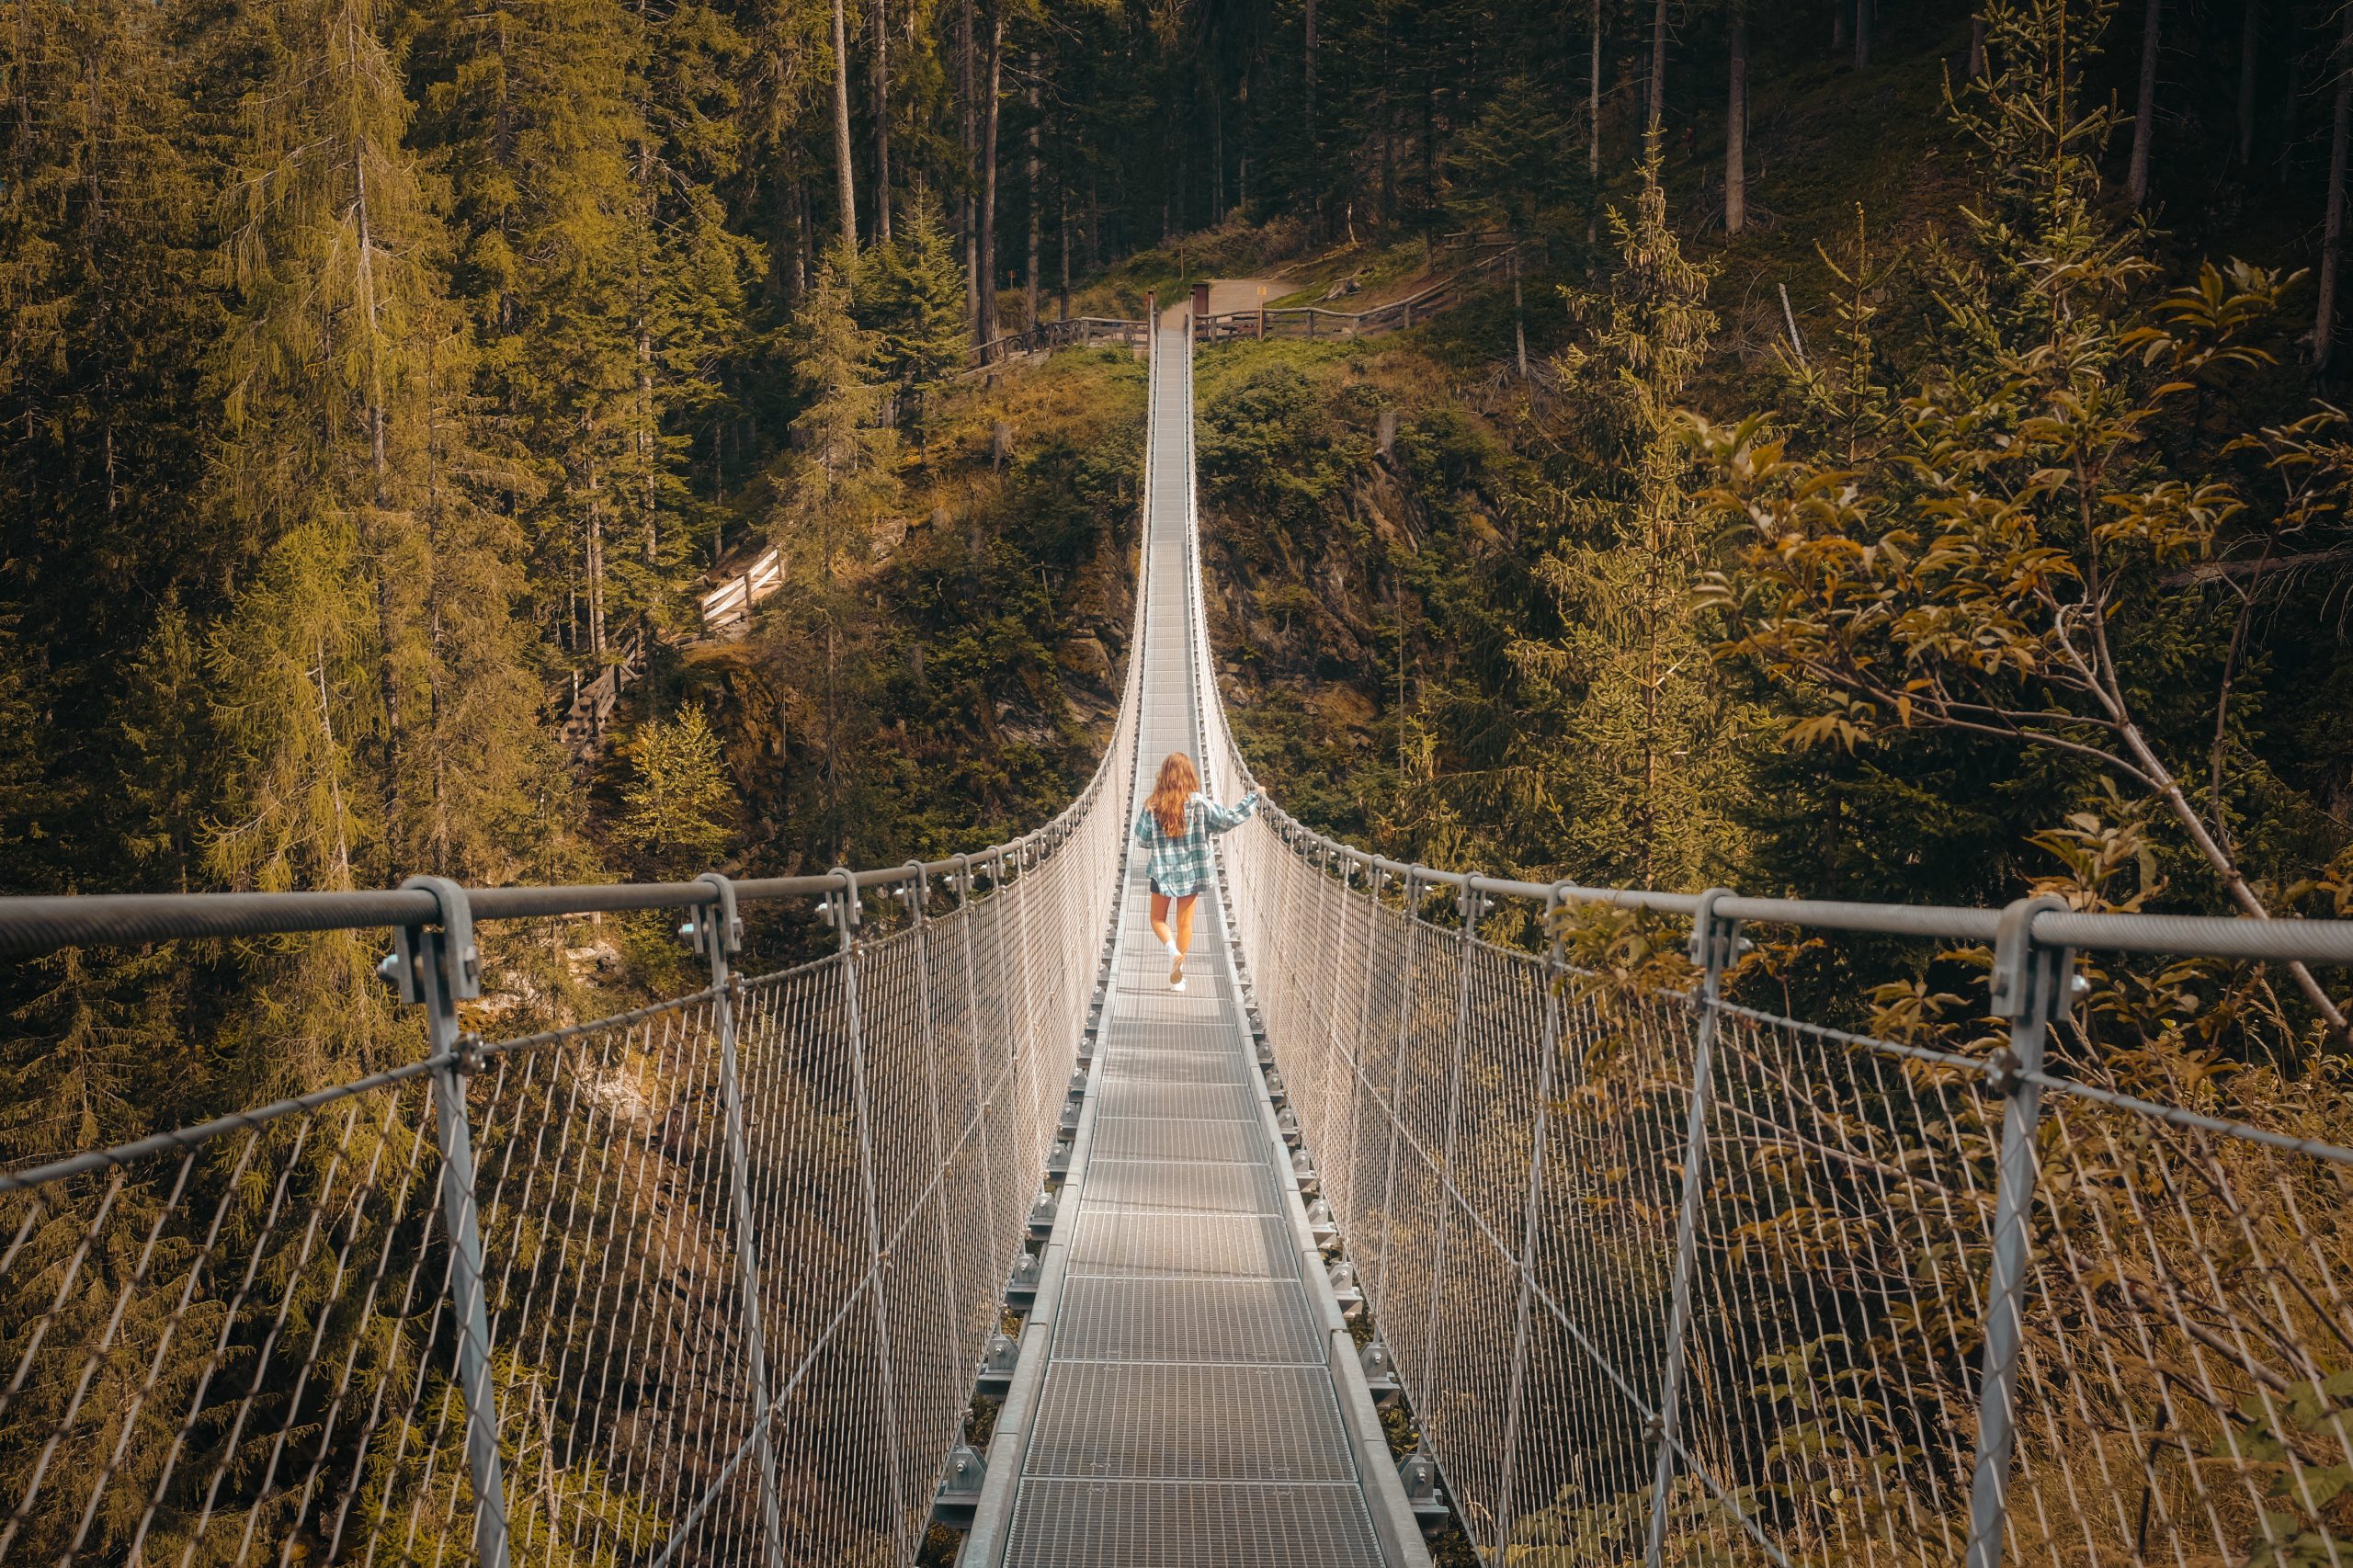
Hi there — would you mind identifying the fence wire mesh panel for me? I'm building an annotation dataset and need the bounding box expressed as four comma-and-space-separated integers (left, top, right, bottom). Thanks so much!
0, 654, 1134, 1568
1207, 793, 2353, 1565
0, 1054, 487, 1567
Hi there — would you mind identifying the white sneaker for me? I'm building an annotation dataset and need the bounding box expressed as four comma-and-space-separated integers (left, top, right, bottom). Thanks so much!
1169, 952, 1186, 990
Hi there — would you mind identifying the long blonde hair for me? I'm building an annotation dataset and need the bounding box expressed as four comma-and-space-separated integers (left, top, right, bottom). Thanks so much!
1145, 752, 1199, 837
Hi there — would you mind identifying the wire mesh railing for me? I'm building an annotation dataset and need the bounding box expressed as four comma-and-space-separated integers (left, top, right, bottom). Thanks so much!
1200, 834, 2353, 1567
1175, 321, 2353, 1566
0, 600, 1141, 1568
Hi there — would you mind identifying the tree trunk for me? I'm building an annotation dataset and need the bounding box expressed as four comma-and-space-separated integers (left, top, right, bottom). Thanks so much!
1725, 0, 1747, 234
1853, 0, 1870, 70
2282, 14, 2306, 186
1211, 74, 1225, 217
978, 12, 1003, 345
1833, 0, 1847, 53
872, 0, 892, 242
960, 0, 977, 327
793, 179, 811, 293
1589, 0, 1603, 181
1059, 180, 1072, 319
2239, 0, 2262, 164
2129, 0, 2162, 204
2317, 0, 2353, 367
1512, 251, 1529, 379
587, 481, 606, 656
1025, 52, 1040, 332
830, 0, 857, 246
1648, 0, 1667, 149
1970, 17, 1988, 78
1304, 0, 1319, 229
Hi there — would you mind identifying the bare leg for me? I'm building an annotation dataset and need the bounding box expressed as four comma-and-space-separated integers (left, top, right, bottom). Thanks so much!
1173, 895, 1198, 954
1149, 891, 1174, 949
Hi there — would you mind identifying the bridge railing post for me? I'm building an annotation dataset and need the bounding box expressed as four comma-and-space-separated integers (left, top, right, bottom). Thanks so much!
382, 876, 510, 1568
1368, 868, 1421, 1316
899, 861, 967, 1403
828, 866, 912, 1559
1962, 895, 2075, 1568
1493, 886, 1567, 1553
1415, 874, 1486, 1401
1643, 886, 1744, 1568
685, 872, 786, 1568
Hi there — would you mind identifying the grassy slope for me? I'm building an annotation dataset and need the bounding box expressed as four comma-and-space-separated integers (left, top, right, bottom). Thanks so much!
598, 344, 1146, 890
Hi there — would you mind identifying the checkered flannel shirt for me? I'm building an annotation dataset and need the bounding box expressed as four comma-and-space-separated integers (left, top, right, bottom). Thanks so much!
1132, 790, 1259, 898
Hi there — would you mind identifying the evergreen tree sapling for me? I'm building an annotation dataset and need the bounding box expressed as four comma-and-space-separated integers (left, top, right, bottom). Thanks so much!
620, 706, 736, 874
1505, 154, 1752, 892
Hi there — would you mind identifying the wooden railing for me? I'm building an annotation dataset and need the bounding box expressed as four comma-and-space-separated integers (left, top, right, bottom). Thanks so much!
555, 629, 646, 763
1194, 243, 1523, 346
697, 545, 785, 640
963, 314, 1149, 373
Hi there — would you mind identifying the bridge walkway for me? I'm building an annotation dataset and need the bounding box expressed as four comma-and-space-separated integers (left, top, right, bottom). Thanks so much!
961, 317, 1428, 1567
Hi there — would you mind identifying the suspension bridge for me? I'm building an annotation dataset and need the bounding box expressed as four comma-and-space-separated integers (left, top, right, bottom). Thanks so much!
4, 307, 2353, 1568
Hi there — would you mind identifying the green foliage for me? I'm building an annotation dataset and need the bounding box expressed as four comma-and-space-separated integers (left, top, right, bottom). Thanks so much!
1505, 155, 1752, 891
863, 187, 974, 399
1197, 359, 1360, 532
620, 707, 735, 874
1451, 74, 1581, 237
1694, 0, 2347, 1039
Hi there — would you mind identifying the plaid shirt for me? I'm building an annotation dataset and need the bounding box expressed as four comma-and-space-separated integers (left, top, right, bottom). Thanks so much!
1132, 791, 1259, 898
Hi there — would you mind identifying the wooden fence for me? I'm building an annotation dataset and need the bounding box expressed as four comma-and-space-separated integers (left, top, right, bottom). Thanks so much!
1194, 243, 1522, 346
963, 314, 1150, 372
556, 629, 646, 763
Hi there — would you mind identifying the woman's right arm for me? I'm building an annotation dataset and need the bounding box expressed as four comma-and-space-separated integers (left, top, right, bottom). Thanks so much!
1198, 791, 1260, 834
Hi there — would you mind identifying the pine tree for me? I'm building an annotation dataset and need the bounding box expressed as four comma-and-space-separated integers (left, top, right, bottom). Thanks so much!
620, 706, 736, 873
1506, 155, 1750, 891
413, 0, 643, 665
864, 186, 975, 398
763, 249, 903, 858
203, 0, 553, 1075
0, 0, 220, 897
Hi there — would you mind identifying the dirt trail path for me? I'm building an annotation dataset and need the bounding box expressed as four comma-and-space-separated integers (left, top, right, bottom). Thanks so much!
1159, 277, 1295, 327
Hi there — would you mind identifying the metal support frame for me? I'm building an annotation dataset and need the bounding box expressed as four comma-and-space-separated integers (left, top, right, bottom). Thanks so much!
1963, 894, 2076, 1568
1415, 875, 1486, 1395
683, 873, 785, 1568
829, 866, 912, 1559
1493, 889, 1567, 1552
383, 875, 510, 1568
1643, 887, 1744, 1568
1370, 869, 1423, 1312
949, 853, 1001, 1291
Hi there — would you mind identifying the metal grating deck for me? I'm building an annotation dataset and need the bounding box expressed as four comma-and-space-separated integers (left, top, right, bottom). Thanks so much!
972, 317, 1421, 1567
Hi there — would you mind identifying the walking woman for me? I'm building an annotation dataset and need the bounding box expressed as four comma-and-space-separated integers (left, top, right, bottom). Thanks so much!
1133, 752, 1258, 991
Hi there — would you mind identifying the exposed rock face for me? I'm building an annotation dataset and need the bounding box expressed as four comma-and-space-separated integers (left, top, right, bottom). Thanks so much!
1057, 633, 1113, 684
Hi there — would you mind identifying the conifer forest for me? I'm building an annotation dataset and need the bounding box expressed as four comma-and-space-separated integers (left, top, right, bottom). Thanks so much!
7, 0, 2353, 1561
